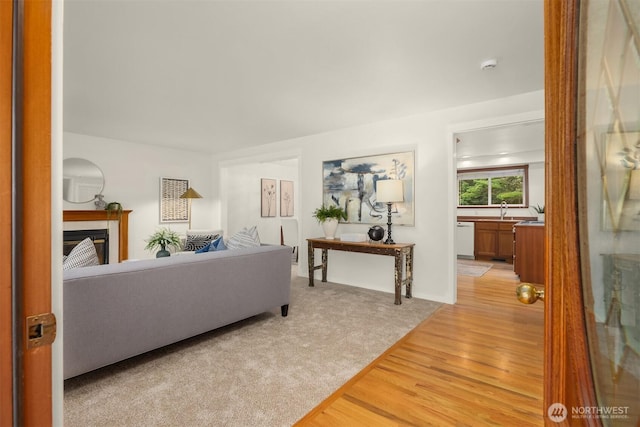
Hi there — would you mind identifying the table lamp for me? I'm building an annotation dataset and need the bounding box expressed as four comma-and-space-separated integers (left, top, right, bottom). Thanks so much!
377, 180, 404, 244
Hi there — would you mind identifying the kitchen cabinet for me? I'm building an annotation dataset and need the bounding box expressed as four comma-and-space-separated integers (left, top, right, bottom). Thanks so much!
474, 220, 518, 264
513, 222, 545, 284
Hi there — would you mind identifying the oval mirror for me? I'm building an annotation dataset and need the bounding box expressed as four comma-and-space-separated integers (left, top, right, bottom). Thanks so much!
63, 158, 105, 203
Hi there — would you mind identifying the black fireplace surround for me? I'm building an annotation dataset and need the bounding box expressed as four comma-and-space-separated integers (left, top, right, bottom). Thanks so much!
63, 229, 109, 264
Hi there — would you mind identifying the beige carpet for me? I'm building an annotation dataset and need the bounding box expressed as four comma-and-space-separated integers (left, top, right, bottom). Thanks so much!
457, 259, 493, 277
64, 270, 441, 427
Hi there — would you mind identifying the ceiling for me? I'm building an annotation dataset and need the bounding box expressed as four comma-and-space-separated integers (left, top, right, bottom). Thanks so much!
455, 120, 545, 160
63, 0, 544, 155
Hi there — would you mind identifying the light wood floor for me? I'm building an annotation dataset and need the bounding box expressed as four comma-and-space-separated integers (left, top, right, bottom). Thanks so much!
295, 260, 545, 426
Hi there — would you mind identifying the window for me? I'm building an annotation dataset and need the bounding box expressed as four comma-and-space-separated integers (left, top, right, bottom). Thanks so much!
458, 165, 528, 207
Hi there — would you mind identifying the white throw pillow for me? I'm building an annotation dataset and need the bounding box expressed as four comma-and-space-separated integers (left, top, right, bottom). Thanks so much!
63, 237, 100, 270
226, 226, 260, 249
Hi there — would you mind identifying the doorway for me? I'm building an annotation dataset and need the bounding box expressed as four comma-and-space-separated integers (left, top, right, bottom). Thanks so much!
451, 115, 545, 299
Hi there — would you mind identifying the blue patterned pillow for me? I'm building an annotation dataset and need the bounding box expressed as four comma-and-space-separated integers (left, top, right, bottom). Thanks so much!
195, 236, 223, 253
214, 238, 227, 251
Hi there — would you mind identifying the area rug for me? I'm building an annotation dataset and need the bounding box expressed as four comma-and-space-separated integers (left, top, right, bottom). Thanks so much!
457, 259, 493, 277
64, 271, 441, 427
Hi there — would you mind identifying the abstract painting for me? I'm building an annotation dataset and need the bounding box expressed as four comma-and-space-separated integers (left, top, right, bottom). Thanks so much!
322, 151, 414, 225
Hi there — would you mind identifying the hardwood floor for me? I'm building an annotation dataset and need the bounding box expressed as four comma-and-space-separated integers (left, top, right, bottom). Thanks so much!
295, 260, 545, 426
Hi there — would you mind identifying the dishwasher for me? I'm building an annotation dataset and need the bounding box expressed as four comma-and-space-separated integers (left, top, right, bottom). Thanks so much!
456, 222, 475, 259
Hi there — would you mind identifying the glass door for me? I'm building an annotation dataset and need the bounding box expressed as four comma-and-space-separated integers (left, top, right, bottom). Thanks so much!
578, 0, 639, 424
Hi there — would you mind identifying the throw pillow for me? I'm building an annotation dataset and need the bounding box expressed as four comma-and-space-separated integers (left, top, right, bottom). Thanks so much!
195, 236, 223, 254
63, 237, 100, 270
195, 244, 210, 254
213, 237, 227, 251
226, 226, 260, 250
184, 233, 220, 251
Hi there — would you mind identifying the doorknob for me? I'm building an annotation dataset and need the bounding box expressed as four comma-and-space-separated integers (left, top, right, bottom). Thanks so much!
516, 283, 544, 304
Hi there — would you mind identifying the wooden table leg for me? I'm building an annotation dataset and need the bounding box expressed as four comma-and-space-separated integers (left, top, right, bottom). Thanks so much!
394, 251, 402, 305
307, 241, 314, 287
321, 249, 328, 282
405, 246, 413, 299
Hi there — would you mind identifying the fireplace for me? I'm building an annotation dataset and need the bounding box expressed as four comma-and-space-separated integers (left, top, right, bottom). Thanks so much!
63, 229, 109, 265
63, 210, 131, 262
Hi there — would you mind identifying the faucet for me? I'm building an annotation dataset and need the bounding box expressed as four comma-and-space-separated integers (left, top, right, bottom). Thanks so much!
500, 201, 508, 220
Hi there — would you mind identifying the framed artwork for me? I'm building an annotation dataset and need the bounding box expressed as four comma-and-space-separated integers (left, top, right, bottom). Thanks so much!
601, 131, 640, 231
280, 180, 294, 217
261, 178, 277, 217
322, 151, 415, 225
160, 177, 189, 223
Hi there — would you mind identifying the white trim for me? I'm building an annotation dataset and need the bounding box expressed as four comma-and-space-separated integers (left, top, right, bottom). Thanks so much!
446, 110, 545, 306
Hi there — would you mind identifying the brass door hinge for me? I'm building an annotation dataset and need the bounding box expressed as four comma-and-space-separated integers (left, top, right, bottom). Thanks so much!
26, 313, 57, 349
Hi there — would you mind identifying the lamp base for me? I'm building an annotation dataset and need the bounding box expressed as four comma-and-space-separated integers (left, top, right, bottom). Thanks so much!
384, 203, 395, 245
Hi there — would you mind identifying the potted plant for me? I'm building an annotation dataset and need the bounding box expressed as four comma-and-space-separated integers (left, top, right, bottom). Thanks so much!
145, 227, 182, 258
532, 204, 545, 222
312, 205, 347, 240
105, 201, 123, 221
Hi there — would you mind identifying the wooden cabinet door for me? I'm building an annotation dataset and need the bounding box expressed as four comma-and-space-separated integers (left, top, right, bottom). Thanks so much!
514, 226, 544, 284
474, 222, 498, 259
497, 224, 515, 263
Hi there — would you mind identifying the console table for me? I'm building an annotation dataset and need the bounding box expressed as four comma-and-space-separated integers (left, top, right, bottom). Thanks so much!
307, 238, 415, 305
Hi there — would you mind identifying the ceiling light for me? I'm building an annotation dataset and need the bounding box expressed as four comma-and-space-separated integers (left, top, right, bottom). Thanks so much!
480, 59, 498, 70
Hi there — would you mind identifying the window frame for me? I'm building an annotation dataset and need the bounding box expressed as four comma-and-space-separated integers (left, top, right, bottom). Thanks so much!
457, 164, 529, 208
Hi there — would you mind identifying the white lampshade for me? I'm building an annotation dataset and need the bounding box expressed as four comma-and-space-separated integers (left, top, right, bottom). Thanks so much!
377, 180, 404, 203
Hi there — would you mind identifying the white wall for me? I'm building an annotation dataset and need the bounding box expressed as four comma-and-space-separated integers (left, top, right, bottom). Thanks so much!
221, 159, 299, 245
215, 90, 545, 304
63, 133, 218, 260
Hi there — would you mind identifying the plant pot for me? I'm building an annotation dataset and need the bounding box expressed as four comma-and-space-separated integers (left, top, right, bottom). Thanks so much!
156, 244, 170, 258
322, 218, 339, 240
537, 214, 545, 222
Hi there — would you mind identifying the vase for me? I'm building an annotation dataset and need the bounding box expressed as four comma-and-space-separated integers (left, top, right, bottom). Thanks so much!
538, 213, 545, 222
322, 218, 339, 239
156, 244, 170, 258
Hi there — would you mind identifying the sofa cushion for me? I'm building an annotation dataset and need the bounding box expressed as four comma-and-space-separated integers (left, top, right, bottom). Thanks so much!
184, 233, 221, 251
226, 226, 260, 250
63, 237, 100, 270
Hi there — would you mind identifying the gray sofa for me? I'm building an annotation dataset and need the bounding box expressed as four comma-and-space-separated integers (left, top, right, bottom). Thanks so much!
63, 244, 291, 379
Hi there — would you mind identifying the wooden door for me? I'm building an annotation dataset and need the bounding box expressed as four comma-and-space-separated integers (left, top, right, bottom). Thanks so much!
0, 1, 53, 425
1, 1, 14, 424
545, 0, 639, 425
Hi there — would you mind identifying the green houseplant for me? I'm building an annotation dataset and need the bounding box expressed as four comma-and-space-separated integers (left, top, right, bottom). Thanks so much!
312, 205, 347, 240
532, 204, 545, 222
312, 205, 347, 223
145, 227, 182, 258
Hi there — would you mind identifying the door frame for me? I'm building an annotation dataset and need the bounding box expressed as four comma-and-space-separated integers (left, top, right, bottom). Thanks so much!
1, 0, 54, 425
449, 111, 545, 303
0, 1, 14, 423
544, 0, 599, 423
